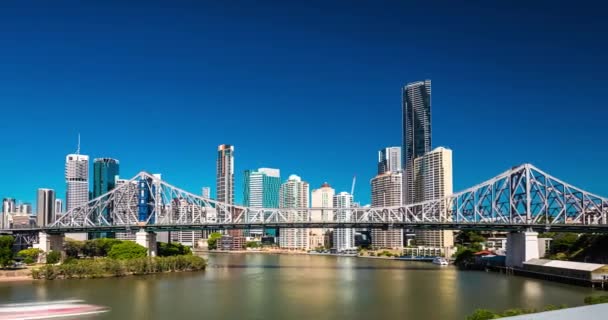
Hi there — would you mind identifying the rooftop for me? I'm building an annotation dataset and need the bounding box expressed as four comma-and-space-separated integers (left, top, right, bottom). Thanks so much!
524, 259, 605, 272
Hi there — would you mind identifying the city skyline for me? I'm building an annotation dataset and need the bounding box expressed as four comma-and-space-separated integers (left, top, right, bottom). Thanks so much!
1, 1, 607, 209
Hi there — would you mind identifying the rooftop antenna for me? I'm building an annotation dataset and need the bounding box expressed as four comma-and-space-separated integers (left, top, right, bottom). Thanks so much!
351, 175, 356, 199
76, 133, 81, 154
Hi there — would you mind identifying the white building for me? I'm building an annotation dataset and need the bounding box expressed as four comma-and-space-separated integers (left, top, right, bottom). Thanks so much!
113, 177, 139, 241
65, 153, 89, 241
279, 175, 309, 250
378, 147, 402, 174
412, 147, 454, 249
370, 171, 404, 249
310, 182, 334, 249
333, 192, 356, 253
55, 199, 63, 215
201, 187, 211, 199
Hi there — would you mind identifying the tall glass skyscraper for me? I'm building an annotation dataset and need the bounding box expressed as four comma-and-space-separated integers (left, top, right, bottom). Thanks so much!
244, 168, 281, 237
402, 80, 432, 204
378, 146, 402, 174
36, 188, 55, 227
91, 158, 119, 238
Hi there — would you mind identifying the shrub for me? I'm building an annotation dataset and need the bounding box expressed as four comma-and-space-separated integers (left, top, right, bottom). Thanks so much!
18, 248, 42, 264
108, 242, 148, 260
207, 232, 222, 250
584, 295, 608, 305
46, 251, 61, 264
158, 242, 192, 257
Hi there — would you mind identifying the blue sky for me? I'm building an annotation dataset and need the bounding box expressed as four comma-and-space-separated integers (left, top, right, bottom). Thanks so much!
1, 0, 607, 208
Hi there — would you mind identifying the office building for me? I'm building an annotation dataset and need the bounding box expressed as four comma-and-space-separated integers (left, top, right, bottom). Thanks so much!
310, 182, 335, 249
113, 176, 139, 241
378, 147, 402, 175
18, 203, 32, 214
93, 158, 119, 198
412, 147, 454, 249
2, 198, 16, 229
370, 171, 403, 249
402, 80, 432, 204
279, 175, 309, 250
333, 192, 356, 253
55, 199, 63, 215
201, 187, 211, 199
169, 198, 203, 246
36, 189, 56, 227
65, 153, 89, 241
244, 168, 281, 237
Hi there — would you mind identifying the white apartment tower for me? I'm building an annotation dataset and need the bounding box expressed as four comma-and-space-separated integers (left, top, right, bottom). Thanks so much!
36, 188, 56, 227
65, 153, 89, 240
413, 147, 454, 249
333, 192, 356, 253
279, 175, 309, 250
310, 182, 335, 249
370, 171, 404, 249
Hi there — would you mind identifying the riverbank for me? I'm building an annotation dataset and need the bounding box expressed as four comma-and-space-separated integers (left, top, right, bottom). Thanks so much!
0, 269, 32, 282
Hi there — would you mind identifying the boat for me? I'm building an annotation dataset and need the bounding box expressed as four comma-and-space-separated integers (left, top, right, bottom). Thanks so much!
432, 257, 449, 266
0, 299, 109, 319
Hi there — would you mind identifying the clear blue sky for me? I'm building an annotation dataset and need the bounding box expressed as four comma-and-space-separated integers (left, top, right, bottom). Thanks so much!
1, 0, 607, 208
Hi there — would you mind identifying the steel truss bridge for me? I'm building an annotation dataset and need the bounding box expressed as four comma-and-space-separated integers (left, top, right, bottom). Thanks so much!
2, 164, 608, 237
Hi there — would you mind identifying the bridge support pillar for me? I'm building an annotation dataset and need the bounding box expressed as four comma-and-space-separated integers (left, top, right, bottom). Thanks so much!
136, 229, 157, 257
506, 231, 539, 268
33, 232, 64, 263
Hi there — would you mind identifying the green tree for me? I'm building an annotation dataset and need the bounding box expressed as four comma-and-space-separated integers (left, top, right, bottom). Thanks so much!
456, 231, 485, 245
454, 247, 476, 268
82, 238, 123, 257
0, 236, 15, 268
17, 248, 43, 264
207, 232, 223, 250
64, 240, 84, 258
46, 251, 61, 264
158, 242, 192, 256
108, 241, 148, 260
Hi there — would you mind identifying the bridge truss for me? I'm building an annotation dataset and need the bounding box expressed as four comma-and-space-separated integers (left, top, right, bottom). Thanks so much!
31, 164, 607, 232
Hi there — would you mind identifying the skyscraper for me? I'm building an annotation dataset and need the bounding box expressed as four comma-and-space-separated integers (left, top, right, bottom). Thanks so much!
93, 158, 120, 198
2, 198, 16, 229
216, 144, 234, 205
36, 189, 56, 227
244, 168, 281, 237
333, 192, 356, 253
279, 175, 309, 250
113, 176, 139, 241
370, 171, 403, 249
65, 153, 89, 241
310, 182, 335, 249
55, 199, 63, 215
378, 147, 402, 175
92, 158, 119, 237
413, 147, 454, 249
201, 187, 211, 199
402, 80, 432, 204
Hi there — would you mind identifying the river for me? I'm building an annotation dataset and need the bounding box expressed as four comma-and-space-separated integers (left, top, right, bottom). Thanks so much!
0, 253, 598, 319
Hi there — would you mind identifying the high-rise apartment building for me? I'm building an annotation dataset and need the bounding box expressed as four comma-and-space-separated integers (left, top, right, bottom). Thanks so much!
310, 182, 335, 249
216, 144, 234, 205
402, 80, 432, 204
66, 153, 89, 241
378, 147, 402, 175
18, 203, 32, 214
244, 168, 281, 237
370, 171, 403, 249
279, 175, 309, 250
333, 192, 356, 253
413, 147, 454, 248
36, 189, 55, 227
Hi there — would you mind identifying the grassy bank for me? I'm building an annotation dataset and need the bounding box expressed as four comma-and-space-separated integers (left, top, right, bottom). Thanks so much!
31, 255, 206, 280
466, 295, 608, 319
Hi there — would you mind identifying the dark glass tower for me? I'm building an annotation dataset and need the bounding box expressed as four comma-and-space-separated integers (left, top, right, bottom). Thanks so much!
402, 80, 431, 204
92, 158, 119, 238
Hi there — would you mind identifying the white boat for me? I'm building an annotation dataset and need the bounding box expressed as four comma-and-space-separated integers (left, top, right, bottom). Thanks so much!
0, 299, 109, 319
432, 257, 449, 266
